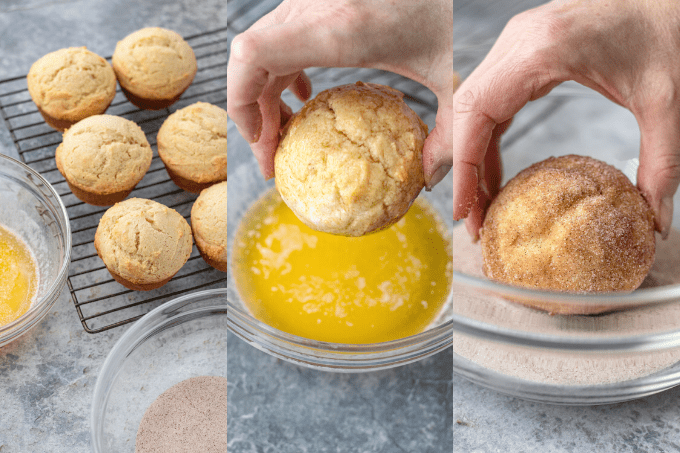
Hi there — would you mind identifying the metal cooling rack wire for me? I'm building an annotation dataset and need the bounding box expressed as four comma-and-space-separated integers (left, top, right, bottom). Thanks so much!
0, 26, 227, 333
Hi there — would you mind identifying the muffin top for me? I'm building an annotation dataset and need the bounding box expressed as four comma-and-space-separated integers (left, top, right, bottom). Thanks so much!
27, 47, 116, 122
112, 27, 197, 100
274, 82, 428, 236
55, 115, 152, 194
157, 102, 228, 182
94, 198, 193, 285
191, 181, 228, 262
480, 155, 655, 295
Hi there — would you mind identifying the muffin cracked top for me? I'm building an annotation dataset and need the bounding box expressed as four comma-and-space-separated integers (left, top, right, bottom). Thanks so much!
112, 27, 197, 101
27, 47, 116, 125
274, 81, 428, 236
157, 102, 228, 183
94, 198, 193, 286
55, 115, 152, 195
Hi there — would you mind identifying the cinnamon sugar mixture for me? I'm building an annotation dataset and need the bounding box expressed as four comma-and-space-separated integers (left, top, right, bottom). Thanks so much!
453, 224, 680, 385
135, 376, 227, 453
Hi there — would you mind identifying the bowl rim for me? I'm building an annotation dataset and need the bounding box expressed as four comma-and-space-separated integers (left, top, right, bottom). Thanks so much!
0, 153, 71, 343
226, 298, 453, 372
90, 289, 228, 453
449, 269, 680, 351
225, 183, 454, 371
226, 298, 452, 351
450, 346, 680, 405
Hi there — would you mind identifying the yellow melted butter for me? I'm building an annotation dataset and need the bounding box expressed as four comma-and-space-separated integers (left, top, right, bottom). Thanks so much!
0, 224, 37, 326
232, 190, 453, 344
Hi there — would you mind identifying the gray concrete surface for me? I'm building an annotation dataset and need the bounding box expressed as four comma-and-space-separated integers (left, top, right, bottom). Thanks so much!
0, 1, 225, 451
1, 0, 679, 452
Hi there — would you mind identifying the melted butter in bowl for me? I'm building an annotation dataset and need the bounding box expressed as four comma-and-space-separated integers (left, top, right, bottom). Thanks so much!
231, 189, 452, 344
0, 224, 38, 326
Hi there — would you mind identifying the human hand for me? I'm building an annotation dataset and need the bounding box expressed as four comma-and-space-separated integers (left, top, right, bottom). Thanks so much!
227, 0, 453, 183
443, 0, 680, 240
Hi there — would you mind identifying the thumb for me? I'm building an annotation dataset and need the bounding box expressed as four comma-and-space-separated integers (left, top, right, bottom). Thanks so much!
422, 73, 458, 189
422, 102, 453, 189
635, 103, 680, 239
464, 118, 511, 240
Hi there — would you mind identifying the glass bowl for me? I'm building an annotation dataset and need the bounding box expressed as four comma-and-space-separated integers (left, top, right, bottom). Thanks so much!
90, 289, 228, 453
0, 153, 71, 347
226, 80, 453, 372
449, 82, 680, 404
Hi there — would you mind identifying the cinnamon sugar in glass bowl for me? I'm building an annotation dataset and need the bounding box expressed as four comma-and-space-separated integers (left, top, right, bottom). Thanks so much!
90, 290, 227, 453
0, 153, 71, 347
448, 82, 680, 404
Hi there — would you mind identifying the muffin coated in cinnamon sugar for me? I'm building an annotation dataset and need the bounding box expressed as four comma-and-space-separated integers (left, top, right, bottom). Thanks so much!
112, 27, 197, 110
94, 198, 193, 291
27, 47, 116, 131
274, 81, 428, 237
480, 155, 655, 314
157, 102, 228, 193
55, 115, 152, 206
191, 181, 227, 272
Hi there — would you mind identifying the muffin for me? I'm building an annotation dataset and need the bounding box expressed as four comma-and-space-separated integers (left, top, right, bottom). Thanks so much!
94, 198, 193, 291
157, 102, 228, 193
191, 181, 227, 272
27, 47, 116, 131
55, 115, 152, 206
480, 155, 656, 314
112, 27, 197, 110
274, 81, 428, 237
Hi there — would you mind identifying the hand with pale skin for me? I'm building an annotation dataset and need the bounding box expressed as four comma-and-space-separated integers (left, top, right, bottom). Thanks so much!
227, 0, 453, 186
437, 0, 680, 241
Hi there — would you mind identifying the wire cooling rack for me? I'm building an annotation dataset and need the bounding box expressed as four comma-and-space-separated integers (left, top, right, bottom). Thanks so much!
0, 27, 227, 333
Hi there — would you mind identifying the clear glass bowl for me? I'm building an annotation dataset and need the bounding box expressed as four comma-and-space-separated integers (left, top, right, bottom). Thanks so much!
228, 78, 680, 402
226, 81, 453, 372
449, 82, 680, 404
90, 290, 228, 453
0, 153, 70, 347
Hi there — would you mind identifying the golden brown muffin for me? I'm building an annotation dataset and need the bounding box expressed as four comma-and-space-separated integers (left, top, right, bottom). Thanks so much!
157, 102, 228, 193
27, 47, 116, 131
55, 115, 152, 206
480, 155, 656, 314
112, 27, 197, 110
191, 181, 227, 272
274, 81, 428, 236
94, 198, 193, 291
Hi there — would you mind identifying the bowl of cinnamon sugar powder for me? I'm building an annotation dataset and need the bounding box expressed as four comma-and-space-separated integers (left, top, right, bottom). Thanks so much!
91, 289, 227, 453
448, 83, 680, 404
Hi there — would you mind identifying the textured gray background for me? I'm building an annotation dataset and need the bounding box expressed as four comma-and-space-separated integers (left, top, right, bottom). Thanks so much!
0, 0, 226, 451
1, 0, 680, 452
227, 332, 453, 453
226, 1, 453, 451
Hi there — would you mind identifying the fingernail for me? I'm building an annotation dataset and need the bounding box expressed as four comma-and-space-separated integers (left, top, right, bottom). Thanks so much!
452, 189, 477, 221
478, 178, 490, 198
426, 165, 451, 191
251, 121, 262, 143
465, 221, 480, 243
300, 83, 311, 101
659, 196, 673, 240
